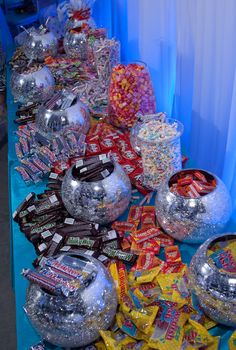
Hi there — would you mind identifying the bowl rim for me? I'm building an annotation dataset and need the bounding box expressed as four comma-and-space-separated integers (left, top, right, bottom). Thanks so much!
70, 157, 120, 185
135, 116, 184, 145
167, 168, 218, 199
203, 232, 236, 278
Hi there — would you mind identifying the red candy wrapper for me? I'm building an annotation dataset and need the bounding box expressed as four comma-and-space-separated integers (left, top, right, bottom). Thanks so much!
164, 245, 182, 264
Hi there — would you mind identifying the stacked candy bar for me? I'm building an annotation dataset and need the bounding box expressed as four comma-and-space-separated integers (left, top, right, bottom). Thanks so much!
22, 254, 97, 297
15, 103, 39, 125
169, 169, 216, 198
14, 122, 86, 184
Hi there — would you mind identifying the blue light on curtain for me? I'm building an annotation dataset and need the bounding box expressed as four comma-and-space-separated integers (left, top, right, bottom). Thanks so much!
113, 0, 236, 213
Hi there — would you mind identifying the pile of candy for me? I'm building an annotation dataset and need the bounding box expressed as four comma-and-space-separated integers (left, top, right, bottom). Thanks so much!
15, 122, 86, 184
208, 236, 236, 273
169, 170, 216, 198
9, 47, 30, 71
14, 174, 235, 349
137, 118, 182, 190
108, 63, 156, 129
23, 255, 97, 297
93, 38, 120, 85
44, 56, 87, 89
85, 122, 149, 194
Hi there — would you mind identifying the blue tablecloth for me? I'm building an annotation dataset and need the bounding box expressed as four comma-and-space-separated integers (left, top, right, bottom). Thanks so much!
6, 48, 235, 350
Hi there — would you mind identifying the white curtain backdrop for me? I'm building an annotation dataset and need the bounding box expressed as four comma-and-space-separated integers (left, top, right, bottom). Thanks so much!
116, 0, 236, 211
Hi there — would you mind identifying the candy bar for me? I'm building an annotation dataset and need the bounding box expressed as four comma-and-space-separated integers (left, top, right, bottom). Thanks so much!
66, 236, 102, 250
44, 233, 64, 257
102, 246, 137, 264
131, 227, 161, 244
15, 166, 32, 184
13, 192, 36, 222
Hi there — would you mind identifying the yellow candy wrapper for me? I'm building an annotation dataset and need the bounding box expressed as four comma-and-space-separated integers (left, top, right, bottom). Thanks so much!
109, 261, 129, 304
95, 340, 107, 350
183, 319, 215, 348
129, 266, 161, 285
201, 336, 220, 350
229, 331, 236, 350
148, 308, 189, 350
121, 304, 159, 334
116, 312, 150, 341
156, 272, 190, 301
99, 330, 136, 350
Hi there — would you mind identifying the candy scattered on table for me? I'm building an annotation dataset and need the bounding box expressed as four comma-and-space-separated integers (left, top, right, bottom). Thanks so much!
169, 169, 217, 198
108, 62, 156, 129
134, 116, 183, 190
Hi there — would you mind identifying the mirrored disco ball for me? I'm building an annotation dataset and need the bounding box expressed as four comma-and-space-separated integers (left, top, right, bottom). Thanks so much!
61, 161, 131, 224
63, 31, 88, 60
36, 92, 90, 136
156, 169, 232, 244
23, 31, 58, 62
189, 233, 236, 326
10, 66, 55, 105
24, 252, 118, 348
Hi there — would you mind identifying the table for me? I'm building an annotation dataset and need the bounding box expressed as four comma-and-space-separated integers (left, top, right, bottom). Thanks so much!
6, 48, 235, 350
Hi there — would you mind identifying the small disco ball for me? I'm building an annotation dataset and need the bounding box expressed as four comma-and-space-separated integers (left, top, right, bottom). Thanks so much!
23, 30, 58, 62
156, 169, 232, 244
189, 233, 236, 326
10, 65, 55, 105
24, 252, 118, 348
36, 91, 90, 137
61, 160, 131, 224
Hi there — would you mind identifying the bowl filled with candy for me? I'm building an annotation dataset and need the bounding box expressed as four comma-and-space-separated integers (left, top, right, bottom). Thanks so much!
23, 26, 58, 62
36, 90, 90, 137
189, 233, 236, 326
10, 64, 55, 105
61, 155, 131, 224
156, 169, 232, 243
63, 28, 88, 61
23, 252, 117, 348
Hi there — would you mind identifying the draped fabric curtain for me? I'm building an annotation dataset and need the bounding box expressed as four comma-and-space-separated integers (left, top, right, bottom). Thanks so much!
113, 0, 236, 213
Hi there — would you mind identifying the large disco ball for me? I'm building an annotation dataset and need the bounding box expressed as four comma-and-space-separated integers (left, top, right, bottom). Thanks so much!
63, 30, 88, 60
10, 65, 55, 105
24, 252, 118, 348
189, 233, 236, 326
61, 160, 131, 224
156, 169, 232, 244
36, 91, 90, 137
23, 31, 58, 62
